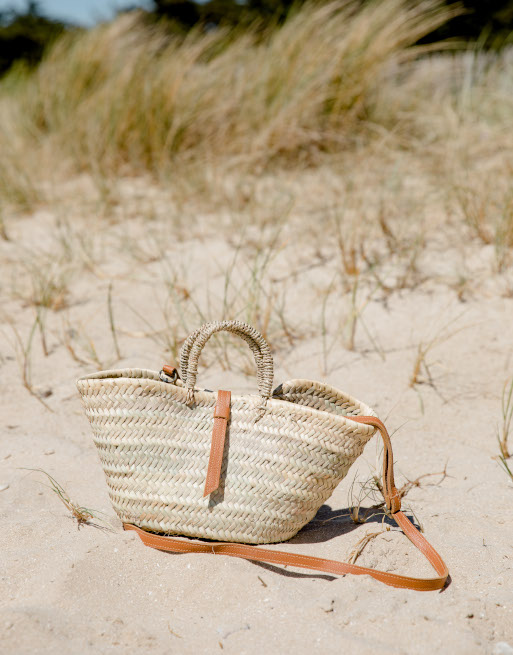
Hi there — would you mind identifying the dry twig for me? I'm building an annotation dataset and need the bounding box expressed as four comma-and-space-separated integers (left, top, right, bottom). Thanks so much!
347, 528, 389, 565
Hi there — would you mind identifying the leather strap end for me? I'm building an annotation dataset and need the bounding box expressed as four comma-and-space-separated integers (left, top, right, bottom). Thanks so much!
203, 480, 219, 498
203, 390, 231, 498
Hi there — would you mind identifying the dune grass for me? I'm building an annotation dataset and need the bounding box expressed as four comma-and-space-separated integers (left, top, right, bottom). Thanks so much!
0, 1, 457, 189
0, 0, 511, 264
1, 0, 513, 411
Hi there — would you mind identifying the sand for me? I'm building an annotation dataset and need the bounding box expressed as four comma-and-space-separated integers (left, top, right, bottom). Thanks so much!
1, 188, 513, 654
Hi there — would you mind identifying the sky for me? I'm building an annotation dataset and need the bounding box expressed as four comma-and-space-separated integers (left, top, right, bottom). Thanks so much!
0, 0, 153, 26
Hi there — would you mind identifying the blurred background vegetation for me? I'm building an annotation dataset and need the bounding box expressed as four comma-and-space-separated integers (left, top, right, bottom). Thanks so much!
1, 0, 513, 78
1, 0, 512, 271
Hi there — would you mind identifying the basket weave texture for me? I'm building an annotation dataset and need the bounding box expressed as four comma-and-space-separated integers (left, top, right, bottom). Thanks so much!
77, 321, 377, 544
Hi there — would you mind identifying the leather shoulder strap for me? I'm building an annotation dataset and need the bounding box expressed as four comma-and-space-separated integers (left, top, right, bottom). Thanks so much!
123, 510, 448, 591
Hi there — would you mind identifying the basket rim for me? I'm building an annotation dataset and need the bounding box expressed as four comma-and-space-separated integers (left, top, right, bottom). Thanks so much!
76, 368, 376, 433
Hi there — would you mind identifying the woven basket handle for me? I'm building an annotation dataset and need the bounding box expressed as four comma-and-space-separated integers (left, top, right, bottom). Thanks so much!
180, 321, 274, 402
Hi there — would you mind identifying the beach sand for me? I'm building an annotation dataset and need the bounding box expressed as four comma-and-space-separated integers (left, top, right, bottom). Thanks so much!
1, 179, 513, 654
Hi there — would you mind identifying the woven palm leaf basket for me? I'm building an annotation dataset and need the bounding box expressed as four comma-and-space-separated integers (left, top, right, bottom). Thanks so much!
78, 320, 451, 591
77, 320, 381, 545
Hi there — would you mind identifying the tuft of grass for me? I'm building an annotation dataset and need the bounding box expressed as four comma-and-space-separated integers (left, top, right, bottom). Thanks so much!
409, 312, 468, 389
10, 253, 72, 313
23, 468, 108, 528
348, 473, 388, 524
454, 175, 513, 273
28, 263, 70, 312
347, 461, 449, 526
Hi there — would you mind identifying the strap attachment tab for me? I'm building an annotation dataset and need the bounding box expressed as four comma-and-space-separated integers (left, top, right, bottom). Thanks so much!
203, 389, 231, 497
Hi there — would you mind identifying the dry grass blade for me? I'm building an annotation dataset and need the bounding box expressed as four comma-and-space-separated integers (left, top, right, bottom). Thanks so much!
108, 282, 122, 361
498, 456, 513, 484
60, 316, 109, 369
167, 624, 183, 639
0, 207, 9, 240
62, 324, 91, 366
22, 468, 109, 528
346, 528, 389, 565
4, 316, 54, 412
347, 473, 387, 525
498, 377, 513, 460
409, 312, 470, 388
397, 464, 450, 499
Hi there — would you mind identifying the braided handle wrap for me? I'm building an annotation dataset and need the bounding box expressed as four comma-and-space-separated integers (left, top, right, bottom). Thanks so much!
180, 321, 274, 404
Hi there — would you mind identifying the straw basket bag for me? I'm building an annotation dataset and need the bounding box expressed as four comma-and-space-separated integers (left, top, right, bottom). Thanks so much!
77, 320, 449, 591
